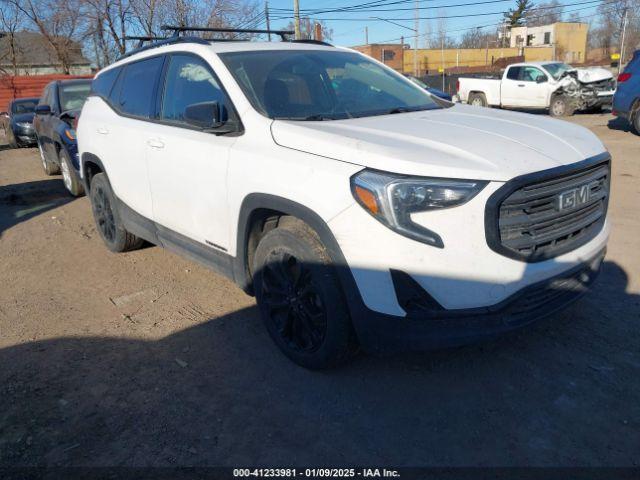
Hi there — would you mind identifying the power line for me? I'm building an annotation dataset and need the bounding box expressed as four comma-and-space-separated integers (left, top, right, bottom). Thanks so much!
269, 0, 607, 21
369, 0, 620, 43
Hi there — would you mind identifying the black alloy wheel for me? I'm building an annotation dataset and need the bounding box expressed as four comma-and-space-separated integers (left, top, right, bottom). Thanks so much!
261, 251, 327, 353
92, 184, 116, 243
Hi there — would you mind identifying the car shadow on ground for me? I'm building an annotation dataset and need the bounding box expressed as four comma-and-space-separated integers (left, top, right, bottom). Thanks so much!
1, 260, 638, 467
0, 179, 76, 238
607, 116, 634, 132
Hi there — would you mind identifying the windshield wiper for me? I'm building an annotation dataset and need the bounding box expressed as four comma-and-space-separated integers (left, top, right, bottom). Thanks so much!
302, 114, 337, 121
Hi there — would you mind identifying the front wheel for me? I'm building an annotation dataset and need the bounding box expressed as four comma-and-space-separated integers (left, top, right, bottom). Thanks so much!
252, 217, 357, 369
549, 95, 575, 117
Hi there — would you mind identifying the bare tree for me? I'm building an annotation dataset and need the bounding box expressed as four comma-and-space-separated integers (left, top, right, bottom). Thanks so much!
286, 17, 332, 41
590, 0, 640, 61
8, 0, 88, 74
0, 0, 25, 74
458, 27, 494, 49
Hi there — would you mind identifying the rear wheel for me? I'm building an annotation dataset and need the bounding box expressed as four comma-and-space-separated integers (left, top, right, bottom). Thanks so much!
550, 95, 575, 117
252, 217, 357, 369
38, 140, 59, 175
6, 127, 18, 149
90, 173, 144, 253
60, 149, 84, 197
632, 103, 640, 135
468, 92, 487, 107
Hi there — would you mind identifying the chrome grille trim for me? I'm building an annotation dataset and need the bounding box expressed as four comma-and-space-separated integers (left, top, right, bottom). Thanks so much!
485, 153, 611, 262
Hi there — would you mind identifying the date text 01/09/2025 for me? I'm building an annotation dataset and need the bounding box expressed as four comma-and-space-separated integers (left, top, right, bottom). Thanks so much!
232, 468, 401, 478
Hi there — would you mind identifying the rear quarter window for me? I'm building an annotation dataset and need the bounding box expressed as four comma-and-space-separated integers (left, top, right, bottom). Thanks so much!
92, 68, 120, 98
506, 67, 521, 80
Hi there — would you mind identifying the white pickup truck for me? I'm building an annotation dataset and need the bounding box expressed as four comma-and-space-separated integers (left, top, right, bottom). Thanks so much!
457, 61, 616, 116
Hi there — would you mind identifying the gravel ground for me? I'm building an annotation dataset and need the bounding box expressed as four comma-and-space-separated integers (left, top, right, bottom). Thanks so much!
0, 112, 638, 467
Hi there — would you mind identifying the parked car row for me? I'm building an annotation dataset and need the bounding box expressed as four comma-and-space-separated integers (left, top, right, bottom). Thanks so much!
1, 79, 92, 196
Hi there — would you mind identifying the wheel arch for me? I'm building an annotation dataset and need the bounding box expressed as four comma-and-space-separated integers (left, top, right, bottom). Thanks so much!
234, 194, 365, 319
81, 152, 107, 193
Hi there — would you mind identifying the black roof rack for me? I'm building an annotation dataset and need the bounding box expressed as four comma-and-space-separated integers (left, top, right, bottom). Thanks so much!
116, 26, 330, 62
117, 36, 210, 60
124, 35, 168, 47
161, 25, 294, 41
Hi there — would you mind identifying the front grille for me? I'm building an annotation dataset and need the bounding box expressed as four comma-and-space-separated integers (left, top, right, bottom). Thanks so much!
486, 156, 610, 262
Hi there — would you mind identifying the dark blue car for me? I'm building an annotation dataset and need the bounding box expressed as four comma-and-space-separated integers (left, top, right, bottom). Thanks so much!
0, 97, 40, 147
33, 79, 92, 196
612, 50, 640, 134
405, 75, 453, 101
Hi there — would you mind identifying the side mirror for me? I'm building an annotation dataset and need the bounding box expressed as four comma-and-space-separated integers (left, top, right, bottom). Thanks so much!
536, 76, 548, 84
35, 104, 52, 115
184, 101, 224, 128
184, 101, 237, 134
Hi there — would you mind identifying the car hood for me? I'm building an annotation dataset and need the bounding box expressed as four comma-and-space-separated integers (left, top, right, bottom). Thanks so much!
270, 104, 606, 181
573, 67, 614, 84
11, 112, 35, 124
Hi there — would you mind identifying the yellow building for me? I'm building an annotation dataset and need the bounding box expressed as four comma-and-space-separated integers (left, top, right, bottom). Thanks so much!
507, 22, 588, 63
353, 22, 589, 74
401, 46, 559, 74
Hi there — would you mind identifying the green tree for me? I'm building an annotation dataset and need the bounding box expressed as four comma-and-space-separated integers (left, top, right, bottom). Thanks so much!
504, 0, 534, 26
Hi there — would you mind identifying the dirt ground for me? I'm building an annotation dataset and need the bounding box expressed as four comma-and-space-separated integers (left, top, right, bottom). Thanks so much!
0, 113, 638, 468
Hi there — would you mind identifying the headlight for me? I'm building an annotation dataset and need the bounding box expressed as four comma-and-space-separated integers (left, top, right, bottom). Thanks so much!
64, 128, 76, 141
16, 122, 32, 128
351, 169, 487, 248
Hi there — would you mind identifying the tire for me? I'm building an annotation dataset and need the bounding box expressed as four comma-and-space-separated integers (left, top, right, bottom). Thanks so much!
89, 173, 144, 253
59, 149, 85, 197
38, 140, 60, 175
6, 127, 18, 149
252, 216, 357, 369
549, 95, 575, 117
632, 103, 640, 136
468, 92, 487, 107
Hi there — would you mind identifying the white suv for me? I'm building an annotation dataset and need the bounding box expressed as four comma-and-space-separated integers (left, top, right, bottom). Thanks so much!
78, 33, 611, 369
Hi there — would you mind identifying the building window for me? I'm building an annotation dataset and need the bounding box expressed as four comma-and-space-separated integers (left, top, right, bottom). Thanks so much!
544, 32, 551, 44
527, 34, 534, 46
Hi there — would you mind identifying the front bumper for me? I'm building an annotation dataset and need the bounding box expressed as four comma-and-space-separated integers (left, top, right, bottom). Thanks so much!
354, 248, 605, 353
14, 126, 37, 144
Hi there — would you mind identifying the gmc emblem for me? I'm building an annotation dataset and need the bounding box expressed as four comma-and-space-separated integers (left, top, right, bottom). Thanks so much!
557, 181, 599, 211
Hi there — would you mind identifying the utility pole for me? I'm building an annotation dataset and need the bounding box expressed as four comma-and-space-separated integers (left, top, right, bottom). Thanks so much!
265, 1, 271, 41
293, 0, 301, 40
365, 26, 368, 45
413, 0, 419, 76
619, 7, 629, 74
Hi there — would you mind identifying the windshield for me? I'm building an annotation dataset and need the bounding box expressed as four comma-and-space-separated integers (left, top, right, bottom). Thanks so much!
219, 50, 441, 120
12, 100, 37, 114
59, 82, 91, 111
544, 62, 573, 80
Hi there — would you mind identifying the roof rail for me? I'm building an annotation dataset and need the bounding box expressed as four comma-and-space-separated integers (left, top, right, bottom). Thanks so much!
117, 36, 210, 61
161, 25, 294, 41
291, 39, 333, 47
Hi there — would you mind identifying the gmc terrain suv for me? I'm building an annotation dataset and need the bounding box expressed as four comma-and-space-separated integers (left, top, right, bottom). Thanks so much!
78, 29, 611, 369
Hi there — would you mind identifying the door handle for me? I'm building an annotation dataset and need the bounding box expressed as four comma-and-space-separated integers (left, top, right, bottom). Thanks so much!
518, 84, 525, 87
96, 127, 109, 135
147, 138, 165, 149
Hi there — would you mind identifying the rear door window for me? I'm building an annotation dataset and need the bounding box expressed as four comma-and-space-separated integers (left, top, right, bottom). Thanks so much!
117, 56, 164, 118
